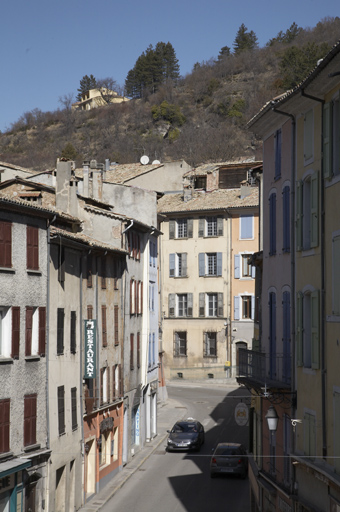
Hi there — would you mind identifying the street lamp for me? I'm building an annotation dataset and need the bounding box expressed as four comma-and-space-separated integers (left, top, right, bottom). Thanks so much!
265, 405, 279, 432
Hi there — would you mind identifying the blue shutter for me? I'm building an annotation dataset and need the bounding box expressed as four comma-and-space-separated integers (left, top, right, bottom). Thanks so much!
234, 296, 240, 320
169, 220, 175, 239
217, 253, 222, 276
310, 171, 319, 248
234, 255, 240, 278
323, 102, 332, 179
199, 253, 205, 276
283, 186, 290, 252
251, 295, 255, 320
198, 218, 205, 237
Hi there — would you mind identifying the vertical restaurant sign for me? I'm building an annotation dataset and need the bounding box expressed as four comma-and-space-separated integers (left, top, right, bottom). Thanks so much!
84, 319, 96, 379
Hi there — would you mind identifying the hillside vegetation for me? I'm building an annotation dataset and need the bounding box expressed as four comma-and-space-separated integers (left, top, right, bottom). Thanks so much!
1, 17, 340, 171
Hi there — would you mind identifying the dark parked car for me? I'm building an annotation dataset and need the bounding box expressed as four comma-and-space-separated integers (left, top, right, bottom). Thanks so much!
210, 442, 248, 478
167, 418, 205, 451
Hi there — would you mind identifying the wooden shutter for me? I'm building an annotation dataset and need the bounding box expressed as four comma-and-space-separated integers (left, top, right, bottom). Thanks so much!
107, 367, 110, 403
0, 221, 12, 268
114, 305, 119, 345
87, 255, 92, 288
199, 293, 205, 317
296, 180, 303, 251
58, 246, 65, 283
187, 218, 193, 238
169, 253, 175, 277
130, 334, 134, 370
169, 220, 175, 239
11, 306, 20, 359
101, 256, 106, 289
137, 332, 140, 368
169, 294, 176, 317
199, 253, 205, 276
25, 307, 33, 356
311, 290, 320, 369
57, 308, 64, 355
283, 186, 290, 252
217, 253, 222, 276
101, 306, 107, 347
310, 171, 319, 248
112, 366, 116, 399
71, 387, 77, 430
296, 292, 303, 366
70, 311, 76, 354
24, 394, 37, 446
118, 364, 123, 397
323, 102, 332, 179
130, 280, 134, 315
269, 194, 276, 255
182, 253, 187, 277
234, 255, 240, 278
0, 399, 10, 453
333, 236, 340, 315
27, 226, 39, 270
57, 387, 65, 435
218, 293, 224, 317
100, 368, 104, 405
87, 305, 93, 320
187, 294, 193, 317
140, 281, 143, 315
38, 307, 46, 356
198, 218, 205, 237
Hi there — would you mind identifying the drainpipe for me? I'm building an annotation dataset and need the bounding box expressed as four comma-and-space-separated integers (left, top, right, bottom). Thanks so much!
122, 219, 134, 235
46, 215, 56, 451
80, 252, 85, 507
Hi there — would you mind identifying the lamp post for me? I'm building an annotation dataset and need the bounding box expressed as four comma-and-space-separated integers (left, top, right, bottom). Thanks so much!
266, 405, 278, 474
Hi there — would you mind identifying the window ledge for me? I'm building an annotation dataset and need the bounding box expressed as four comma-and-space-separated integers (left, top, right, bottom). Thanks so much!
0, 267, 15, 274
327, 315, 340, 323
301, 249, 315, 257
0, 451, 13, 460
27, 269, 42, 276
24, 443, 41, 453
0, 357, 14, 364
25, 355, 41, 362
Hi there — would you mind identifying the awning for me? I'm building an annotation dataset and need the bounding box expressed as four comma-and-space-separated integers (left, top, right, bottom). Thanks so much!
0, 458, 32, 478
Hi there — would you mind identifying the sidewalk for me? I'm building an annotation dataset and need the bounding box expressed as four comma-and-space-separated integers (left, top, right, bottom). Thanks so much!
79, 396, 188, 511
79, 378, 239, 511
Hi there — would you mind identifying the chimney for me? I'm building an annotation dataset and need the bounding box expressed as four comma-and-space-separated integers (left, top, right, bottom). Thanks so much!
56, 160, 72, 212
92, 164, 103, 201
83, 160, 90, 197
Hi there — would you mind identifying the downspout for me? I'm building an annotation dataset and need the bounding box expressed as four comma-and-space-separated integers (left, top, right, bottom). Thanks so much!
46, 215, 56, 450
80, 251, 85, 507
301, 90, 327, 459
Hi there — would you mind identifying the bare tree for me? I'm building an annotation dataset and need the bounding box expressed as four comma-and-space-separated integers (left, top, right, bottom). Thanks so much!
96, 77, 121, 104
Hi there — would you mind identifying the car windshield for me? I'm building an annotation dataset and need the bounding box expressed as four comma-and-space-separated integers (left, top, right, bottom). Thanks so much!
215, 446, 241, 456
173, 423, 197, 433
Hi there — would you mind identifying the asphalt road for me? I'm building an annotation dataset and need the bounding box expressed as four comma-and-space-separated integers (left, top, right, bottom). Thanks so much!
102, 382, 251, 512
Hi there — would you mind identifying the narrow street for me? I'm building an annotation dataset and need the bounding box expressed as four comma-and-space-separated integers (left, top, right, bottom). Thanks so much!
102, 382, 251, 512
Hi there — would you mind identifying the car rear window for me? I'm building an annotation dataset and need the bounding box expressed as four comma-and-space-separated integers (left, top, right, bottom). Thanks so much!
173, 423, 197, 432
215, 446, 241, 456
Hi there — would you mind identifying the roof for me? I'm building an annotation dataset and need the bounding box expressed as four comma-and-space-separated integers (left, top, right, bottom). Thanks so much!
186, 160, 262, 177
0, 161, 39, 175
50, 226, 128, 255
157, 187, 259, 214
75, 162, 164, 185
0, 193, 79, 221
248, 39, 340, 128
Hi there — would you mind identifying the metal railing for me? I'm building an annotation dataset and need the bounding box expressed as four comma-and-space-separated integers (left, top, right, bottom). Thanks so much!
238, 348, 291, 387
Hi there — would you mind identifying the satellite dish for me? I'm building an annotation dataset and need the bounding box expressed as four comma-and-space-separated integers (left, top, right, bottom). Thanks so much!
140, 155, 149, 165
152, 160, 161, 164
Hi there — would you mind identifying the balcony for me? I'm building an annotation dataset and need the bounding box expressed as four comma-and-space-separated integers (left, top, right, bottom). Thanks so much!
237, 348, 291, 391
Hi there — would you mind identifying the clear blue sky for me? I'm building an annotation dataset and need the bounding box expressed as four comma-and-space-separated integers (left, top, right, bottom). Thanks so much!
1, 0, 339, 133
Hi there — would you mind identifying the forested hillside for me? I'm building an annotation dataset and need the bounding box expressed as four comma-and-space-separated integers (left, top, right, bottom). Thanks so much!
1, 17, 339, 171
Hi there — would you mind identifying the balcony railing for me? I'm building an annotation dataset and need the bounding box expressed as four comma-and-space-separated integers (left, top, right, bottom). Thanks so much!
237, 348, 291, 389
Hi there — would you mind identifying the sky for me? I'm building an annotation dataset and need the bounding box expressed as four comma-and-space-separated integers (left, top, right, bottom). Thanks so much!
1, 0, 339, 133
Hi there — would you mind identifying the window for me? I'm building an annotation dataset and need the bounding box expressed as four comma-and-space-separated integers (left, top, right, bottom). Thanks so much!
169, 253, 187, 277
240, 215, 254, 239
333, 235, 340, 315
282, 186, 290, 253
0, 399, 10, 453
323, 98, 340, 179
70, 311, 76, 354
0, 307, 11, 358
204, 332, 217, 357
304, 412, 316, 458
0, 220, 12, 268
297, 290, 319, 369
234, 254, 255, 279
137, 332, 140, 368
148, 333, 152, 367
199, 253, 222, 277
168, 293, 193, 318
71, 387, 77, 430
130, 333, 134, 370
149, 283, 155, 311
99, 431, 110, 466
194, 176, 206, 189
112, 427, 119, 461
199, 216, 223, 237
112, 364, 123, 399
150, 240, 157, 267
58, 386, 65, 436
100, 367, 109, 405
57, 308, 64, 355
24, 394, 37, 447
169, 218, 193, 239
101, 256, 106, 289
127, 231, 140, 260
174, 331, 187, 357
269, 193, 276, 255
275, 129, 282, 179
25, 306, 46, 357
304, 108, 314, 163
101, 306, 107, 347
199, 293, 223, 317
234, 295, 255, 320
27, 225, 39, 270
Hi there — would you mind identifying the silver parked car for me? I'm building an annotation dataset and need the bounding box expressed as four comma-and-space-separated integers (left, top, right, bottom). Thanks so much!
210, 442, 248, 478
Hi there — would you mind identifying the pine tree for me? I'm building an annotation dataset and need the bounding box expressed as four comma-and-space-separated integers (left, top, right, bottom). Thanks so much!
233, 24, 258, 54
217, 46, 231, 61
76, 75, 97, 101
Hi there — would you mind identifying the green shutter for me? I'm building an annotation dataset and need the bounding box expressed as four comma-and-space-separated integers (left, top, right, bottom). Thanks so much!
311, 290, 320, 369
323, 102, 332, 179
296, 292, 303, 366
296, 180, 303, 251
310, 171, 319, 248
333, 236, 340, 315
